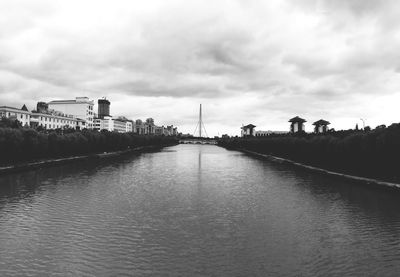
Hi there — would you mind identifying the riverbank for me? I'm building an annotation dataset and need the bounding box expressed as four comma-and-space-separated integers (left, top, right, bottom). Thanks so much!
218, 127, 400, 184
0, 128, 179, 166
0, 144, 175, 176
231, 147, 400, 190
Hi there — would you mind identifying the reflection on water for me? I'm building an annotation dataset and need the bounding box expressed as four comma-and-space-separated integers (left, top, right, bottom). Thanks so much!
1, 144, 400, 276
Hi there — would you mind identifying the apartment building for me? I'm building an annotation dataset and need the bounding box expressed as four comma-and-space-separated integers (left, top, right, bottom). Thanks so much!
0, 105, 31, 126
48, 97, 94, 129
30, 111, 77, 129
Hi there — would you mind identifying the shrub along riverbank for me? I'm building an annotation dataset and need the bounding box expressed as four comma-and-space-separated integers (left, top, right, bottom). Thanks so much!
219, 124, 400, 183
0, 127, 178, 166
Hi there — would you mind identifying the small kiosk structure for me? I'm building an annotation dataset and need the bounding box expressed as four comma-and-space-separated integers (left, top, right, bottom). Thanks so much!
289, 116, 306, 133
313, 119, 330, 133
241, 124, 256, 137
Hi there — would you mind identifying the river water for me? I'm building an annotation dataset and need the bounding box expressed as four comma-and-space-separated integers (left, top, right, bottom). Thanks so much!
0, 144, 399, 276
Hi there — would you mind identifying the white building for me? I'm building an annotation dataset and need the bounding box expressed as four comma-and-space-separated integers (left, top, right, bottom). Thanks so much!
94, 116, 133, 133
94, 116, 114, 132
48, 97, 94, 129
0, 105, 31, 126
155, 125, 165, 135
125, 120, 133, 133
0, 105, 80, 130
255, 130, 288, 137
113, 118, 127, 133
30, 111, 77, 130
145, 118, 155, 135
166, 125, 178, 136
134, 119, 145, 134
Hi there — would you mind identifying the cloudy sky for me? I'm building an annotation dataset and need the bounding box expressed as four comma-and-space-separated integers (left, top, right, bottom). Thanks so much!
1, 0, 400, 136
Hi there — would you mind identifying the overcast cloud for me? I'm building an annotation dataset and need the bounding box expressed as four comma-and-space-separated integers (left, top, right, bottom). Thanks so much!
1, 0, 400, 136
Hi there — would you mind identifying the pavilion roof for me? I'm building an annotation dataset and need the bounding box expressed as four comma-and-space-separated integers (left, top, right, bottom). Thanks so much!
288, 116, 306, 123
242, 124, 256, 129
313, 119, 330, 126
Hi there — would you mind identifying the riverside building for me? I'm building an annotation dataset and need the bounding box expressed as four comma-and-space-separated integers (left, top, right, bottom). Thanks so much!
113, 117, 130, 133
30, 111, 77, 130
0, 104, 79, 130
31, 102, 78, 130
48, 97, 94, 129
94, 116, 114, 132
93, 98, 133, 133
0, 105, 31, 127
255, 130, 288, 137
134, 119, 146, 134
1, 98, 179, 135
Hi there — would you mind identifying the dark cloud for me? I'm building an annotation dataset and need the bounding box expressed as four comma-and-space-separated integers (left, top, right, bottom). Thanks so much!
0, 0, 399, 135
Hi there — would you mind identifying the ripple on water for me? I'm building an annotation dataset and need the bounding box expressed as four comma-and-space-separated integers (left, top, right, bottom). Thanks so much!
1, 145, 400, 276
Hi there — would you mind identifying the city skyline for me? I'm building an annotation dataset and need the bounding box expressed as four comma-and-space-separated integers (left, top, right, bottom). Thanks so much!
1, 0, 400, 136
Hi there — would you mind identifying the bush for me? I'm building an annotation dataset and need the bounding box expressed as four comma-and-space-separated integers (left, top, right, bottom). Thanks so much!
218, 124, 400, 182
0, 128, 178, 165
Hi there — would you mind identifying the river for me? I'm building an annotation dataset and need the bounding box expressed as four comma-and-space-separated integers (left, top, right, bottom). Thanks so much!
0, 144, 399, 276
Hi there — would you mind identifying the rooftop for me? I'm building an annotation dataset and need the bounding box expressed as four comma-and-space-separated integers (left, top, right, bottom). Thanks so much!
313, 119, 331, 125
49, 97, 93, 104
242, 124, 256, 129
0, 106, 31, 113
289, 116, 306, 123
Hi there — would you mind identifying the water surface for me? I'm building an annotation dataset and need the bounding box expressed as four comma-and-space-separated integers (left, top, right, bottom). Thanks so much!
1, 145, 400, 276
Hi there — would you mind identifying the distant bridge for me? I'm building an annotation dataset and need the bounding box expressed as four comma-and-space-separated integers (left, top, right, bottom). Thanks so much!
179, 138, 217, 145
182, 104, 217, 145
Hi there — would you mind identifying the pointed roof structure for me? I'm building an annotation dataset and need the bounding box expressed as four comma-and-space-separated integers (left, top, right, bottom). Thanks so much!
313, 119, 330, 126
21, 104, 28, 111
242, 124, 256, 129
289, 116, 306, 123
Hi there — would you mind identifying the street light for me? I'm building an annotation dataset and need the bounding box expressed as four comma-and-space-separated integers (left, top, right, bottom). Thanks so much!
360, 118, 365, 130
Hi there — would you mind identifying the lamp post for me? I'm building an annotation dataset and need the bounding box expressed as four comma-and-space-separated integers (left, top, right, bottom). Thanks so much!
360, 118, 365, 130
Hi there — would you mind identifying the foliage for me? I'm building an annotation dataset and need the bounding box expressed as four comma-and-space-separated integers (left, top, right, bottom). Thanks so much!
0, 117, 22, 129
218, 124, 400, 182
0, 128, 178, 165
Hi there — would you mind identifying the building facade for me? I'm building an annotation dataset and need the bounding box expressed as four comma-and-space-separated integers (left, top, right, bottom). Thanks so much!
48, 97, 94, 129
94, 116, 114, 132
2, 99, 179, 135
145, 118, 155, 135
113, 118, 127, 133
134, 119, 144, 134
166, 125, 178, 136
30, 112, 77, 130
125, 120, 133, 133
98, 98, 110, 118
0, 106, 31, 127
1, 105, 79, 130
255, 130, 288, 137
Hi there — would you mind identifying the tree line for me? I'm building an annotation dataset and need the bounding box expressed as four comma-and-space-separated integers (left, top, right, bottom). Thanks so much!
0, 118, 178, 165
218, 124, 400, 183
